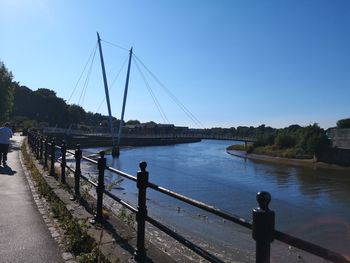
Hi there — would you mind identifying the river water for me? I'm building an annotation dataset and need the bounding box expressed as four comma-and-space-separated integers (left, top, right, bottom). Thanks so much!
85, 139, 350, 260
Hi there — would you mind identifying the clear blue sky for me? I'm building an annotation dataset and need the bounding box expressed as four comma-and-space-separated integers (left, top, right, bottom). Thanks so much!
1, 0, 349, 129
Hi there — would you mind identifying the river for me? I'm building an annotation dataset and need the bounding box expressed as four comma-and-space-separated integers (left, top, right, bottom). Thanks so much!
84, 139, 350, 261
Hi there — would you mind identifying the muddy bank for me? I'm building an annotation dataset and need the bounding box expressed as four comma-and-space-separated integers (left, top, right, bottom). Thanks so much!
227, 150, 350, 171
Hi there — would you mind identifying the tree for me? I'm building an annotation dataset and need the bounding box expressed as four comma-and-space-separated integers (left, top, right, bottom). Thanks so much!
297, 123, 330, 154
12, 85, 33, 118
336, 118, 350, 128
32, 88, 69, 126
286, 124, 302, 133
68, 104, 86, 124
0, 62, 15, 122
126, 120, 140, 125
275, 132, 296, 148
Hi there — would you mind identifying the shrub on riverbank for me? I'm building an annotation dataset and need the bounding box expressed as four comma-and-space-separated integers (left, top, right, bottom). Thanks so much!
226, 144, 247, 151
227, 123, 330, 160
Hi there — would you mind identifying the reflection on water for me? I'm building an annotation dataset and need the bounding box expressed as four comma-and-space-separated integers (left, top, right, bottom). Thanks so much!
85, 140, 350, 256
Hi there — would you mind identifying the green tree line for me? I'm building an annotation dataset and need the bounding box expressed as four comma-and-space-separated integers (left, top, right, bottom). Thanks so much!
0, 60, 130, 129
228, 123, 331, 159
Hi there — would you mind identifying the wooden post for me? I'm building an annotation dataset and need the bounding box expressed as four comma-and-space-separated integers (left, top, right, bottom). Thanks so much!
61, 142, 66, 184
252, 191, 275, 263
74, 144, 82, 198
135, 161, 149, 262
95, 151, 106, 222
50, 139, 56, 176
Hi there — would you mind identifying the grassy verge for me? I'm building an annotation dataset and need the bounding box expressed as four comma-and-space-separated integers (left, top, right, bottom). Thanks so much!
21, 141, 109, 263
226, 144, 247, 151
226, 144, 312, 159
252, 146, 312, 159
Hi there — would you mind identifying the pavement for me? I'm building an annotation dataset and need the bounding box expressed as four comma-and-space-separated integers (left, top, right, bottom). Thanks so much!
0, 134, 65, 263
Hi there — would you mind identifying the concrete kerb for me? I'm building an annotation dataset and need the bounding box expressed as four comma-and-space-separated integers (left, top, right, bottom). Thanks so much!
21, 139, 177, 263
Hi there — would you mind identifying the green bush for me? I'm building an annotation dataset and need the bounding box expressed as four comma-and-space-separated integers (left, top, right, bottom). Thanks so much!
274, 133, 296, 149
254, 134, 276, 147
297, 124, 331, 154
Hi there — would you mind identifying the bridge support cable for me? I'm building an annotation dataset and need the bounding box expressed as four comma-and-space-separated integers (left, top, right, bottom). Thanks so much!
133, 54, 205, 129
133, 57, 170, 124
101, 39, 129, 52
78, 46, 97, 107
68, 43, 98, 104
90, 38, 204, 128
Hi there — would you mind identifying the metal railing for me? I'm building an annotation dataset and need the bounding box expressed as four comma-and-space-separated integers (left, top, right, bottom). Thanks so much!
27, 132, 350, 263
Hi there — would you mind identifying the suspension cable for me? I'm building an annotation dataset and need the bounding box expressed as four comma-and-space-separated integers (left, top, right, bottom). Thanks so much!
101, 39, 129, 52
77, 45, 97, 106
133, 57, 170, 124
68, 43, 98, 103
133, 54, 204, 128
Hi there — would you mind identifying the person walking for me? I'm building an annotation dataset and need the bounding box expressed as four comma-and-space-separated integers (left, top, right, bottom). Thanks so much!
0, 122, 13, 166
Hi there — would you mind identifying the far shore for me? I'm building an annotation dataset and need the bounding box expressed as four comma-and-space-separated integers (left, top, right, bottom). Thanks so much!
227, 149, 350, 171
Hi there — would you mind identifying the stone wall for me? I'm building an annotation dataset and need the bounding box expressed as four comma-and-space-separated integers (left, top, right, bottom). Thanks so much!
327, 128, 350, 150
316, 147, 350, 166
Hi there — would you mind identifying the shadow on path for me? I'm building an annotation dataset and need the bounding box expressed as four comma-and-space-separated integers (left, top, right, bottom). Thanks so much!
0, 165, 17, 176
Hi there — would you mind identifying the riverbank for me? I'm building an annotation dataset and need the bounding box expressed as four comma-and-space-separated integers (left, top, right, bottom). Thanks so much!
227, 149, 350, 171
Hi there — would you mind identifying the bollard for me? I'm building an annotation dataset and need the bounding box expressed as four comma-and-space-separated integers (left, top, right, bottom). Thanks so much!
50, 139, 56, 176
95, 151, 106, 222
252, 191, 275, 263
44, 138, 48, 168
135, 161, 149, 262
74, 144, 82, 199
61, 142, 66, 184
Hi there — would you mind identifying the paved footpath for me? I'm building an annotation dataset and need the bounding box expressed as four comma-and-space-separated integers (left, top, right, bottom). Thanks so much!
0, 134, 64, 263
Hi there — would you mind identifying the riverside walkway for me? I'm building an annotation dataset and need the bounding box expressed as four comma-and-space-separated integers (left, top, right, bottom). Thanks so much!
0, 134, 64, 263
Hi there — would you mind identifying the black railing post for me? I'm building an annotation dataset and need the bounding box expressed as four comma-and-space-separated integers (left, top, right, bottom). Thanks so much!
31, 132, 34, 148
95, 151, 106, 222
36, 135, 40, 159
32, 132, 36, 149
27, 132, 31, 148
50, 139, 56, 176
61, 142, 67, 184
33, 134, 37, 155
252, 191, 275, 263
44, 138, 48, 168
74, 144, 82, 199
39, 136, 44, 161
135, 161, 149, 262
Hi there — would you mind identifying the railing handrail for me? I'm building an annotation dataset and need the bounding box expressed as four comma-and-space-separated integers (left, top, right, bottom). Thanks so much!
27, 131, 350, 263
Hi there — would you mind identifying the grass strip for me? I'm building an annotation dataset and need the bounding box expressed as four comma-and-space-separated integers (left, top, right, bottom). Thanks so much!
21, 140, 109, 263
